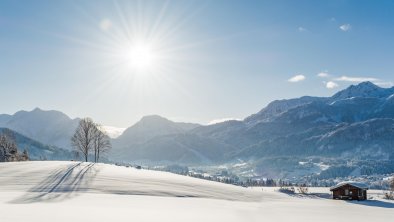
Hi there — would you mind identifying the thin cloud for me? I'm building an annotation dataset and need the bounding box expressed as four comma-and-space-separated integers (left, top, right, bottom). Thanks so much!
334, 76, 379, 82
333, 75, 393, 88
326, 81, 339, 89
317, 72, 329, 78
374, 81, 394, 87
298, 27, 307, 32
288, 74, 306, 83
339, 24, 351, 31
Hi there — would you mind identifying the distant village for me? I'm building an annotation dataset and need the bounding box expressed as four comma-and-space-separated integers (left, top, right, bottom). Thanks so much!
119, 163, 394, 191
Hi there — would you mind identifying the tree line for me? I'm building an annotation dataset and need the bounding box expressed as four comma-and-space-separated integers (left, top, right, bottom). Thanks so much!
0, 129, 29, 162
71, 118, 111, 162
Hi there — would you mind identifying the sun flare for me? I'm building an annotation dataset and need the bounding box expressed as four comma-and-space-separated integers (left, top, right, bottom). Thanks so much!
82, 1, 192, 95
127, 43, 156, 70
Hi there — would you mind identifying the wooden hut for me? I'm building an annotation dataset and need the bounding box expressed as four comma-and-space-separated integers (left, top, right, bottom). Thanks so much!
330, 181, 368, 201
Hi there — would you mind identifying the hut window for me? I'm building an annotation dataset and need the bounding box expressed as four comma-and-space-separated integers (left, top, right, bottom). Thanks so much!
345, 189, 349, 195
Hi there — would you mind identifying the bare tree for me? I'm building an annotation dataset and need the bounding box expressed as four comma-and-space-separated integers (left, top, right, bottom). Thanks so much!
71, 118, 96, 162
93, 125, 111, 162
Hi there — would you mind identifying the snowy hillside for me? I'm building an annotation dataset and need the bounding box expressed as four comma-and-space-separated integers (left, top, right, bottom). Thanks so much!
244, 96, 325, 124
0, 161, 393, 222
0, 128, 72, 160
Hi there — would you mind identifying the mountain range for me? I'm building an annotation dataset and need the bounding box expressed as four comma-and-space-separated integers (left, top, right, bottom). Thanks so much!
114, 81, 394, 165
1, 81, 394, 178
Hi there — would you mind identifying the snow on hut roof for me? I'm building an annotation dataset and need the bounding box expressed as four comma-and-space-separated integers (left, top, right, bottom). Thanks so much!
330, 181, 368, 191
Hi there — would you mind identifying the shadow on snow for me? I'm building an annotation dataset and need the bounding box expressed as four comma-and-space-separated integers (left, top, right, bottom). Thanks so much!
280, 191, 394, 208
345, 199, 394, 209
9, 162, 99, 204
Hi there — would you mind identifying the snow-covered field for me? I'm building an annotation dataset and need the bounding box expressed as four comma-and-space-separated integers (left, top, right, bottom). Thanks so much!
0, 161, 393, 222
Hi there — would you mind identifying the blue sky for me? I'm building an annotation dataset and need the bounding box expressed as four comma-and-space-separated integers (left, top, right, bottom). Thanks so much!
1, 0, 394, 127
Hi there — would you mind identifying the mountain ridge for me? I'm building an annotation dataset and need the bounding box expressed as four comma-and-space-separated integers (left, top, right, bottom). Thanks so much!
0, 108, 80, 150
1, 82, 393, 170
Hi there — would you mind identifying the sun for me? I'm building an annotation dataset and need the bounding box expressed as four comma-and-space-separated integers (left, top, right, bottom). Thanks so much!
126, 43, 156, 70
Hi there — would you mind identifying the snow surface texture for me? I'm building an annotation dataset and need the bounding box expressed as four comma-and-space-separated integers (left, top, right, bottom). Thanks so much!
0, 161, 393, 222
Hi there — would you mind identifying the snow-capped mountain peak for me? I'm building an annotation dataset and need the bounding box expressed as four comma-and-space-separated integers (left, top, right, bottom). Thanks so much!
331, 81, 394, 100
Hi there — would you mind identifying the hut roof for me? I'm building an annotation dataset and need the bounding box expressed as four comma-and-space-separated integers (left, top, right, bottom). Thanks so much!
330, 181, 368, 191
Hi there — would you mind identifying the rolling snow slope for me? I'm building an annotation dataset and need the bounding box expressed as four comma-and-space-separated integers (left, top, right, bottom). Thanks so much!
0, 161, 393, 222
0, 161, 261, 202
